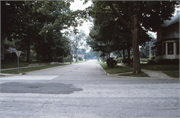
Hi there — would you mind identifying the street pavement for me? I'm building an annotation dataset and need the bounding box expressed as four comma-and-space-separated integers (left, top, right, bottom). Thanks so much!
0, 60, 179, 118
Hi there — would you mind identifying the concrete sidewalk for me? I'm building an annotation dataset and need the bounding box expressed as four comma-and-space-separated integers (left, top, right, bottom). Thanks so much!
116, 63, 177, 79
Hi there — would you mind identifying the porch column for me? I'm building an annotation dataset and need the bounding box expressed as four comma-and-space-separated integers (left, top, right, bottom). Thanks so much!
166, 43, 168, 55
174, 42, 176, 56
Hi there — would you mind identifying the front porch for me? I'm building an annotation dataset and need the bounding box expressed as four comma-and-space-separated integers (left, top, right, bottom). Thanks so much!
154, 39, 179, 63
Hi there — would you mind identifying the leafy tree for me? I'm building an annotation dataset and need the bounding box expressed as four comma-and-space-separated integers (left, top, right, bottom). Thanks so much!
69, 30, 86, 62
1, 1, 81, 63
107, 1, 177, 74
88, 2, 151, 65
86, 1, 177, 74
139, 33, 156, 58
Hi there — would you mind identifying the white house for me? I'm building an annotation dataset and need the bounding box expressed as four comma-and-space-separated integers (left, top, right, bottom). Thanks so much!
154, 12, 179, 63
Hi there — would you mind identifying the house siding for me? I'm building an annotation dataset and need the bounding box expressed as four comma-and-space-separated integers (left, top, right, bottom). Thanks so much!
154, 13, 179, 62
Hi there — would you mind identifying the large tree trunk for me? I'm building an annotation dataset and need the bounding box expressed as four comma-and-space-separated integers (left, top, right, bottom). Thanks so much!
27, 42, 30, 63
131, 16, 141, 74
48, 53, 52, 62
123, 49, 125, 62
127, 44, 131, 65
36, 51, 39, 63
36, 42, 40, 63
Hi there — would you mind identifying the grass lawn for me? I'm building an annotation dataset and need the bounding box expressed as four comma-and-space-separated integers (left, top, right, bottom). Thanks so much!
1, 64, 69, 74
99, 62, 132, 74
141, 64, 179, 71
119, 72, 150, 77
127, 63, 179, 71
1, 60, 29, 69
162, 71, 179, 78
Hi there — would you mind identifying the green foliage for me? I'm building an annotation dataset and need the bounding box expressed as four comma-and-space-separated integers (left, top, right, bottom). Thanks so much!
90, 1, 177, 74
88, 1, 151, 57
78, 57, 83, 61
116, 57, 123, 63
106, 58, 117, 67
2, 1, 89, 63
69, 30, 87, 62
140, 58, 149, 62
122, 57, 133, 64
162, 71, 179, 78
140, 36, 156, 58
99, 62, 132, 74
1, 60, 29, 69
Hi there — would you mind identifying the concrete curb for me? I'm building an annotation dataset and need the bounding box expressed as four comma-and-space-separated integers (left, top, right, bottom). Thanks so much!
0, 73, 20, 77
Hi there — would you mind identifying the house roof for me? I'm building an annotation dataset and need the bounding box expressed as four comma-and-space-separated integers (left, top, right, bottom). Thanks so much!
161, 12, 180, 27
163, 32, 179, 39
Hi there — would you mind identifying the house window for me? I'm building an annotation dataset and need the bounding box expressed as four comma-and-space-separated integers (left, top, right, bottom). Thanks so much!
177, 42, 179, 55
168, 42, 173, 54
156, 45, 162, 56
163, 43, 166, 55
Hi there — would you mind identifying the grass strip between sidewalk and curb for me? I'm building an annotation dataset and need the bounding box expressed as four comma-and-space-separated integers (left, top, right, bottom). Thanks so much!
1, 64, 69, 74
99, 62, 132, 74
119, 72, 150, 77
162, 71, 179, 78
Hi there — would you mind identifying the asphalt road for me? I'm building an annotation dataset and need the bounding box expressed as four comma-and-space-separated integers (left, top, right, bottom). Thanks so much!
0, 60, 179, 118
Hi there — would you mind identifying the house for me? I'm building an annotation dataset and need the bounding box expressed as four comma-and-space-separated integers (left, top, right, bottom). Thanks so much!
154, 12, 179, 63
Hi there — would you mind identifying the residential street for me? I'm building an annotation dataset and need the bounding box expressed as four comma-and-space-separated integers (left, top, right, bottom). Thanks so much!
0, 60, 179, 118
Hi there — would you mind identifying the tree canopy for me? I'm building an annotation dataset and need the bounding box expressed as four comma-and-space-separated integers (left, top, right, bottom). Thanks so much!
87, 1, 177, 74
1, 1, 88, 63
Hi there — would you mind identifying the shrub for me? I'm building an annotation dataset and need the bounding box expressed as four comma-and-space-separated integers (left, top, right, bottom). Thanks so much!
158, 59, 179, 65
116, 57, 123, 63
78, 57, 83, 61
148, 60, 155, 64
106, 58, 117, 67
122, 57, 133, 63
140, 58, 149, 62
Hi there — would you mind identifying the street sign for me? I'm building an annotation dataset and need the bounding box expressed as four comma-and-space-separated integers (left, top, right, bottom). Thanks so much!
15, 51, 22, 57
15, 51, 21, 73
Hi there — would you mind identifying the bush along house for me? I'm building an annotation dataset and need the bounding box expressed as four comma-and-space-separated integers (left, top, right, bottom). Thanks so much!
153, 12, 179, 64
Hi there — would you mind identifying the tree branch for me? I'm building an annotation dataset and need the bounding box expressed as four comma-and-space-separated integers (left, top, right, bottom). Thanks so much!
116, 1, 132, 20
106, 1, 131, 28
137, 1, 144, 21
